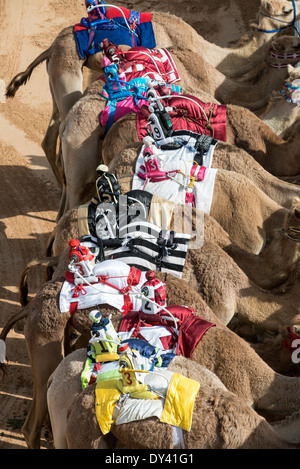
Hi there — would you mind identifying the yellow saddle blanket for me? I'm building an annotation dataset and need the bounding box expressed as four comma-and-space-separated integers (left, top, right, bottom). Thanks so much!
95, 371, 200, 435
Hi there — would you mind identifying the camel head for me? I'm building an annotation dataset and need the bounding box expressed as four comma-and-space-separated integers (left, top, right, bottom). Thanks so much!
260, 0, 295, 18
267, 36, 300, 69
256, 0, 297, 32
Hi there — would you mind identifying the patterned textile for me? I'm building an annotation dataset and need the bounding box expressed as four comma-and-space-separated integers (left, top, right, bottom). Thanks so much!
137, 95, 227, 142
74, 7, 156, 59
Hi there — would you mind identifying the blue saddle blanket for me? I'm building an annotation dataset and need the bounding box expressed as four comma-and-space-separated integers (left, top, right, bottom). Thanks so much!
74, 7, 156, 59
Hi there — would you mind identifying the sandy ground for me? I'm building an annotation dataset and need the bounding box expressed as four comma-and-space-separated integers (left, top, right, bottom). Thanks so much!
0, 0, 260, 450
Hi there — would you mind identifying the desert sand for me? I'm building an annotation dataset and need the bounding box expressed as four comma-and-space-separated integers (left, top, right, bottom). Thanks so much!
0, 0, 261, 449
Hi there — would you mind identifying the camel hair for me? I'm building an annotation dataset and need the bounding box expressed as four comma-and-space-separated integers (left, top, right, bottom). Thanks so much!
46, 349, 300, 449
5, 0, 298, 187
2, 263, 300, 450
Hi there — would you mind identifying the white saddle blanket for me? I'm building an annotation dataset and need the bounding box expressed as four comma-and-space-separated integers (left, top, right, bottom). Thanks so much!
132, 134, 218, 214
59, 259, 146, 313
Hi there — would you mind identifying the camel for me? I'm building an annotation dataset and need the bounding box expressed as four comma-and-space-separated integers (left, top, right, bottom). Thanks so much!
5, 1, 298, 186
171, 41, 300, 112
197, 0, 300, 76
38, 177, 300, 292
12, 194, 299, 341
57, 74, 300, 220
46, 39, 300, 202
247, 325, 300, 376
92, 144, 295, 255
94, 37, 300, 113
47, 349, 300, 449
14, 196, 300, 321
2, 263, 300, 449
102, 103, 300, 178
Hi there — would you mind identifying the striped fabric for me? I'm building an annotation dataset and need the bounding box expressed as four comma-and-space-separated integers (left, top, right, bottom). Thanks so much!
103, 221, 190, 278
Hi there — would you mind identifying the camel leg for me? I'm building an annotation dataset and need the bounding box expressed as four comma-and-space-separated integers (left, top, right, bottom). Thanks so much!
22, 341, 65, 449
41, 81, 63, 189
21, 284, 69, 449
47, 349, 86, 449
56, 183, 67, 223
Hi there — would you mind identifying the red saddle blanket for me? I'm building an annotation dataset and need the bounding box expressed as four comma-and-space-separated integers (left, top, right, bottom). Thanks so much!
137, 95, 227, 142
118, 305, 216, 358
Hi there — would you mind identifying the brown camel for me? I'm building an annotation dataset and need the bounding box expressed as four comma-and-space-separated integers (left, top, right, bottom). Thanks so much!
102, 104, 300, 178
50, 37, 300, 207
65, 383, 300, 449
40, 183, 300, 293
2, 266, 300, 449
15, 200, 300, 330
47, 349, 300, 449
97, 36, 300, 113
247, 325, 300, 376
97, 144, 294, 255
171, 39, 300, 112
5, 1, 297, 186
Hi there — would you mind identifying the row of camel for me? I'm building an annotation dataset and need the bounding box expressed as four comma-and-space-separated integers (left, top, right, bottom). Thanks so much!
2, 0, 300, 450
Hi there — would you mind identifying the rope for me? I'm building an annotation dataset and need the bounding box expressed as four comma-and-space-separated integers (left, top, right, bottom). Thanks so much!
68, 263, 179, 329
148, 94, 210, 122
175, 104, 215, 138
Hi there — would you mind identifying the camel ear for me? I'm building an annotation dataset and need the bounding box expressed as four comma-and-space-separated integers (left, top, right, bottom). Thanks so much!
287, 64, 295, 75
264, 1, 272, 13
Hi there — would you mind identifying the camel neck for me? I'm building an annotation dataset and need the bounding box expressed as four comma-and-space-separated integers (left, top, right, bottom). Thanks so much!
237, 284, 300, 332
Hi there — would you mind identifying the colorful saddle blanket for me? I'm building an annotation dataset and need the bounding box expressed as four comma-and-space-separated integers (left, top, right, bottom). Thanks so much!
95, 369, 200, 436
74, 7, 156, 59
100, 47, 181, 130
101, 220, 190, 278
137, 95, 227, 142
117, 46, 181, 84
